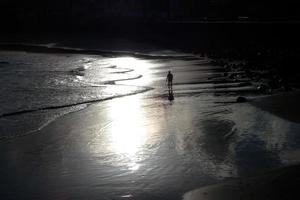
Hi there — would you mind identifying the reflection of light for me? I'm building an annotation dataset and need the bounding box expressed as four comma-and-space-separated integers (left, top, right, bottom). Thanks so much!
111, 57, 137, 68
110, 57, 153, 85
108, 96, 147, 170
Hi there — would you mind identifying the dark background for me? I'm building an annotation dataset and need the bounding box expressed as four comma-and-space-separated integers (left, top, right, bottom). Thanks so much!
0, 0, 300, 32
1, 0, 300, 56
1, 0, 300, 31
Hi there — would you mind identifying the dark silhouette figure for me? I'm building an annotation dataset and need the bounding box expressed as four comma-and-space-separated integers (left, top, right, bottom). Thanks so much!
166, 71, 173, 91
166, 71, 174, 101
168, 91, 174, 101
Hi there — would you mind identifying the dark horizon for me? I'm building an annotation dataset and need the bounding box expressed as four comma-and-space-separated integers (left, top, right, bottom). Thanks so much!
1, 0, 300, 33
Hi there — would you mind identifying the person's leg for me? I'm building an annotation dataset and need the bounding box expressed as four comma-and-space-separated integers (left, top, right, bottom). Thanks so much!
168, 82, 172, 94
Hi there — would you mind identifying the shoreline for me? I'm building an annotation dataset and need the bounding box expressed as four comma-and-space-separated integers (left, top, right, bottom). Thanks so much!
1, 45, 299, 140
0, 88, 153, 141
0, 43, 196, 59
1, 44, 300, 199
0, 86, 153, 119
2, 86, 299, 199
1, 45, 299, 141
0, 48, 154, 141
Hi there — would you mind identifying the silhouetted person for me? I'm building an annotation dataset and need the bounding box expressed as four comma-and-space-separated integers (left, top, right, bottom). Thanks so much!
166, 71, 173, 92
166, 71, 174, 101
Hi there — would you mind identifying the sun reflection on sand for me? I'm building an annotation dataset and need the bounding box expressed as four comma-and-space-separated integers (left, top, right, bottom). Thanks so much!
108, 96, 147, 170
88, 56, 156, 171
110, 57, 154, 85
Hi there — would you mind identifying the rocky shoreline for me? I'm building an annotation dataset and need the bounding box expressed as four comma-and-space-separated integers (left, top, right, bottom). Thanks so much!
206, 48, 300, 102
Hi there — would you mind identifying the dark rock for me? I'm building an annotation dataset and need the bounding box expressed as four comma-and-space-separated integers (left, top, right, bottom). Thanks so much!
253, 75, 261, 81
283, 84, 292, 91
229, 74, 235, 79
0, 61, 9, 65
268, 79, 280, 89
239, 82, 252, 87
257, 84, 268, 92
236, 96, 247, 103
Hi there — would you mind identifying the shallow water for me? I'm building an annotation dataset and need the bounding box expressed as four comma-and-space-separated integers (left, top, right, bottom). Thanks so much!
0, 52, 150, 139
1, 48, 300, 199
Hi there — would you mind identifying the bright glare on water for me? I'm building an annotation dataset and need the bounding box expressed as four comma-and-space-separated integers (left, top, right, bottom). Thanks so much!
110, 57, 155, 85
1, 51, 300, 200
108, 96, 146, 170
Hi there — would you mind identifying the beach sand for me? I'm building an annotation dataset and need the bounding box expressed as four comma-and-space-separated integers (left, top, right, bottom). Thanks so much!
183, 92, 300, 200
252, 91, 300, 124
1, 46, 300, 199
183, 162, 300, 200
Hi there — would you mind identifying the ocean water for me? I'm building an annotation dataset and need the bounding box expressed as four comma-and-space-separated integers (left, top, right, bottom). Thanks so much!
0, 51, 150, 139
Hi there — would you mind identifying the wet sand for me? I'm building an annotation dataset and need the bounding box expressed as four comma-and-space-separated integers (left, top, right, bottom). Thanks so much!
184, 92, 300, 200
1, 48, 300, 199
252, 91, 300, 124
184, 163, 300, 200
